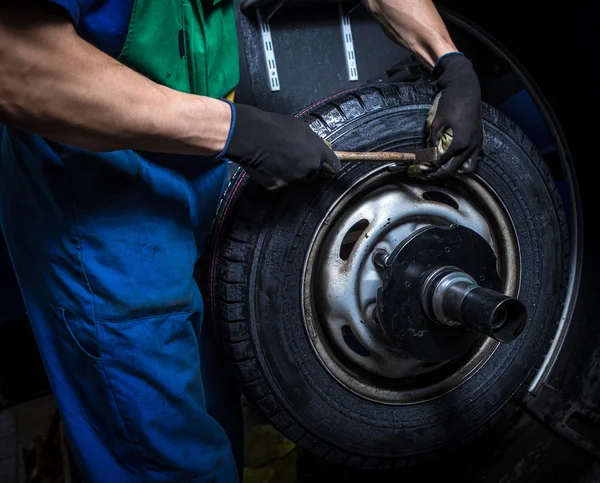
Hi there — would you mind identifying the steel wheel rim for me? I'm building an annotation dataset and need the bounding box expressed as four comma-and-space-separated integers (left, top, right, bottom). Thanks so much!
302, 166, 520, 405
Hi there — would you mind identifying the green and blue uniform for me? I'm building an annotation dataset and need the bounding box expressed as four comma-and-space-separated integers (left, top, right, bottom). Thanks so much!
0, 1, 242, 481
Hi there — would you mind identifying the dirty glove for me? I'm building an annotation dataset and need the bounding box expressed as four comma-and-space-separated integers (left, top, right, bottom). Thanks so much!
222, 103, 341, 189
425, 52, 484, 179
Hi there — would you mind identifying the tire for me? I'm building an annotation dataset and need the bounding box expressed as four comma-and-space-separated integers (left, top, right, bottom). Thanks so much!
207, 83, 569, 468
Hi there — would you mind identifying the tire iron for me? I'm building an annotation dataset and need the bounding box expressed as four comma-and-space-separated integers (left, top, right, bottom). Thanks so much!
248, 147, 440, 191
333, 147, 439, 166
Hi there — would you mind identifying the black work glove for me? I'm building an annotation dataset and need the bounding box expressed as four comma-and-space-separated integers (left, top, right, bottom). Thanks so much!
223, 103, 341, 189
425, 53, 484, 179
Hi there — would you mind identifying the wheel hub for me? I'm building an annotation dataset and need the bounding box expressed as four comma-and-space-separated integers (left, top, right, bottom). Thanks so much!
304, 169, 521, 404
376, 225, 526, 363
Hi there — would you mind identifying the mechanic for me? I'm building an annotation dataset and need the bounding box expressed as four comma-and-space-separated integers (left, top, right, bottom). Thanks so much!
0, 0, 482, 481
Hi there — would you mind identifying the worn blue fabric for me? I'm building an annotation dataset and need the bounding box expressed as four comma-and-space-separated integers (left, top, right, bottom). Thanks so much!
0, 0, 244, 480
1, 2, 243, 479
0, 125, 241, 481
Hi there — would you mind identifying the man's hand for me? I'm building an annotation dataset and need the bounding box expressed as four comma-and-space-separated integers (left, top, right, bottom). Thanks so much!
362, 0, 484, 178
425, 53, 483, 178
223, 104, 341, 187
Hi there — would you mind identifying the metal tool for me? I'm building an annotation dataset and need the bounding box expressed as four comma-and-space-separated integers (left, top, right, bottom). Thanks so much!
247, 147, 440, 191
333, 147, 439, 166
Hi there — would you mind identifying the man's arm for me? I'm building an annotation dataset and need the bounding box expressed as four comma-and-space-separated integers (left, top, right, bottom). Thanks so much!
0, 7, 231, 155
362, 0, 456, 68
364, 0, 484, 178
0, 6, 339, 187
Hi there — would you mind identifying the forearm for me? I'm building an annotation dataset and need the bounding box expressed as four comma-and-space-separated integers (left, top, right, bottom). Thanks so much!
362, 0, 457, 68
0, 8, 230, 155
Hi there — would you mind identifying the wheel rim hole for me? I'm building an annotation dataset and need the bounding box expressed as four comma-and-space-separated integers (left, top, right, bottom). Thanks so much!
341, 325, 371, 357
339, 219, 369, 260
422, 190, 459, 210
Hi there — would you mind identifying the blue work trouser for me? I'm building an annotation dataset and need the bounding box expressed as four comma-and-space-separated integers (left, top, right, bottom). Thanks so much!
0, 127, 242, 482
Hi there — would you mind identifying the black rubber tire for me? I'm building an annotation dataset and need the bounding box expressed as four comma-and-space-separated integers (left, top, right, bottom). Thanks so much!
206, 83, 569, 468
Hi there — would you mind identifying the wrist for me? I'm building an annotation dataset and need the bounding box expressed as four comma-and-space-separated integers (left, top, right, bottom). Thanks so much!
166, 91, 232, 156
216, 100, 236, 159
432, 51, 477, 84
433, 51, 464, 70
197, 97, 232, 156
416, 37, 458, 68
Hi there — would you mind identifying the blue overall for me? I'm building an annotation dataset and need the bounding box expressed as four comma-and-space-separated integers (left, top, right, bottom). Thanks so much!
0, 1, 242, 482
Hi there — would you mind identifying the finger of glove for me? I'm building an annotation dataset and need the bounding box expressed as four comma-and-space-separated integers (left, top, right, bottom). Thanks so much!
426, 117, 444, 148
321, 144, 341, 175
426, 92, 442, 133
293, 125, 340, 179
457, 148, 480, 174
425, 148, 470, 179
428, 121, 455, 165
320, 162, 337, 176
302, 162, 325, 182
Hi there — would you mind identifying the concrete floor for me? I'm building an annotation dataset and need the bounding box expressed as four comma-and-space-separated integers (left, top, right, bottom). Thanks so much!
0, 395, 56, 483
